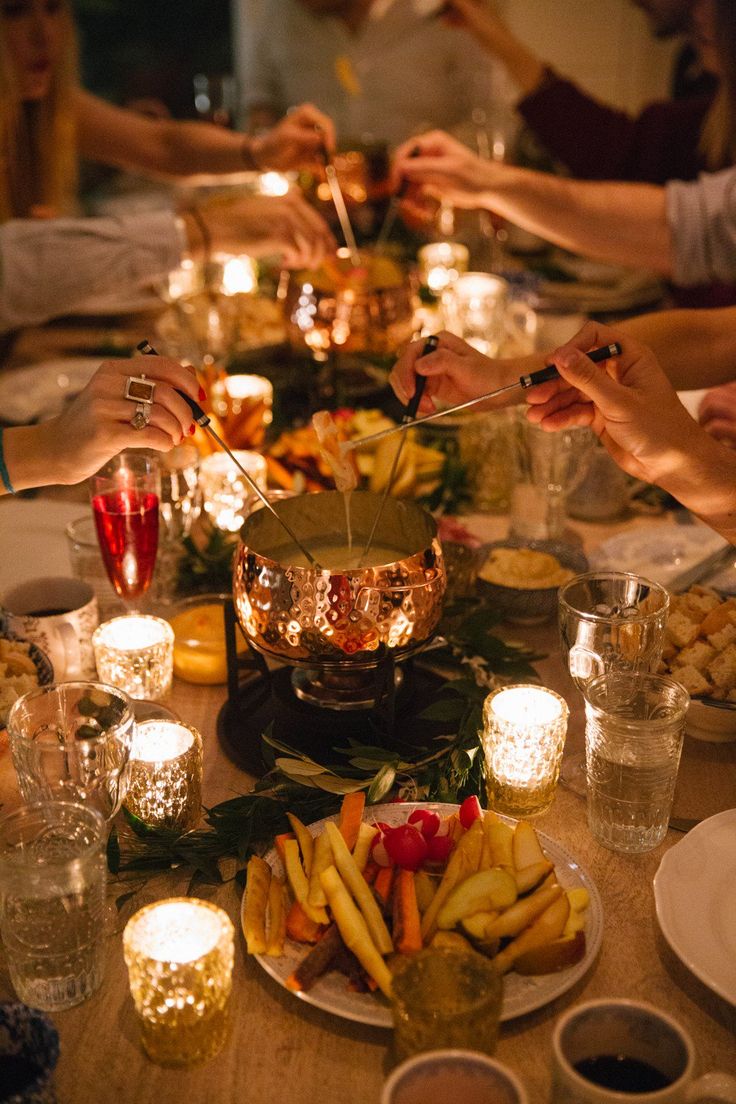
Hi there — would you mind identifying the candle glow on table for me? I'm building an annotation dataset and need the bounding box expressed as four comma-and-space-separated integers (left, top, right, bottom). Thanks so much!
198, 450, 268, 533
482, 684, 569, 817
123, 898, 234, 1067
442, 271, 509, 358
124, 719, 203, 831
92, 615, 174, 701
209, 374, 273, 450
418, 241, 469, 295
217, 253, 258, 296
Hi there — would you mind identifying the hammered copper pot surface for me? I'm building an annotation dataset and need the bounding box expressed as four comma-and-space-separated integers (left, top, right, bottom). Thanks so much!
233, 491, 445, 668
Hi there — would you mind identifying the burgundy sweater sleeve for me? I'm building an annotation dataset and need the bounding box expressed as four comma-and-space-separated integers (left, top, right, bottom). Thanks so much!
518, 73, 713, 184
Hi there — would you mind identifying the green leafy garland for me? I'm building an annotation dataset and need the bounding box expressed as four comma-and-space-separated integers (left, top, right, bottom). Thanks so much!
109, 593, 545, 885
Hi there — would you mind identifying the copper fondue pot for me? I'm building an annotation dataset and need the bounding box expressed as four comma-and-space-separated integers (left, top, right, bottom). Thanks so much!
233, 491, 445, 679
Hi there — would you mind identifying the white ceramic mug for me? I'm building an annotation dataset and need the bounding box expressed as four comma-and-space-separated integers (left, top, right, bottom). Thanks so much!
552, 999, 736, 1103
382, 1050, 529, 1104
3, 577, 99, 681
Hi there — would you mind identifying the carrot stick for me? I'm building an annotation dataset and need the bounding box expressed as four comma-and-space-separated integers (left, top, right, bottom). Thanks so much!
285, 900, 323, 944
393, 869, 423, 955
374, 865, 395, 907
338, 791, 366, 851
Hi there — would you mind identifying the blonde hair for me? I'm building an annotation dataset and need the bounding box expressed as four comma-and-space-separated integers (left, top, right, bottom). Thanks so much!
0, 2, 79, 222
699, 0, 736, 170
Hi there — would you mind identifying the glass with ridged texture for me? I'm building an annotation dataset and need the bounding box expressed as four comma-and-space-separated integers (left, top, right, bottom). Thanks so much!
123, 720, 203, 831
123, 897, 234, 1067
92, 615, 174, 701
482, 685, 569, 817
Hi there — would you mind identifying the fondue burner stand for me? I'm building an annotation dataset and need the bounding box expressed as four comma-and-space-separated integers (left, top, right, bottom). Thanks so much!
216, 599, 448, 777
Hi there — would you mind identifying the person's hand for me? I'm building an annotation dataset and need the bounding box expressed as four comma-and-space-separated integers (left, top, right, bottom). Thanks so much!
698, 382, 736, 448
525, 320, 706, 486
392, 131, 496, 210
252, 103, 336, 171
201, 191, 336, 269
389, 331, 507, 413
44, 355, 203, 485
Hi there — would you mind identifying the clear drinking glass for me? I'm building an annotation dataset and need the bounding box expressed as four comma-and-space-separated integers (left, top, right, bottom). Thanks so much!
583, 672, 690, 853
391, 946, 503, 1063
0, 800, 107, 1011
7, 681, 135, 821
66, 514, 124, 620
558, 571, 670, 691
509, 415, 595, 541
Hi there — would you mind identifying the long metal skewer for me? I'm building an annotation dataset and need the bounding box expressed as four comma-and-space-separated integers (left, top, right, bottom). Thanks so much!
314, 129, 361, 268
374, 146, 420, 254
359, 335, 438, 565
137, 341, 320, 568
344, 342, 623, 452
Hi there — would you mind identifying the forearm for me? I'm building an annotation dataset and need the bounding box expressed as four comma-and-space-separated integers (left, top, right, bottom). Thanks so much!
655, 428, 736, 544
480, 166, 673, 273
1, 422, 70, 494
460, 13, 544, 96
155, 121, 262, 175
618, 308, 736, 389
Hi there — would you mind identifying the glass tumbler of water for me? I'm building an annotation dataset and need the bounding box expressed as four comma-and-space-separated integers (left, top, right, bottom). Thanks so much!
0, 800, 107, 1011
583, 672, 690, 853
558, 571, 670, 692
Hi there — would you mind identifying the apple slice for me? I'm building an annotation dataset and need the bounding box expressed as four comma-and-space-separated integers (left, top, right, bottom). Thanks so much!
484, 881, 563, 942
515, 859, 554, 895
513, 931, 586, 975
436, 867, 517, 930
459, 910, 498, 940
512, 820, 547, 870
487, 820, 515, 874
492, 892, 571, 975
431, 930, 474, 952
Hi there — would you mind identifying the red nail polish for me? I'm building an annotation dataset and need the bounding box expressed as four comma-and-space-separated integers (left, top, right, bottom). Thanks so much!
198, 387, 206, 402
189, 423, 196, 435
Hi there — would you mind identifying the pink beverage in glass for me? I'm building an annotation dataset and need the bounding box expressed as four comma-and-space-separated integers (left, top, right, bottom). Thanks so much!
92, 489, 159, 601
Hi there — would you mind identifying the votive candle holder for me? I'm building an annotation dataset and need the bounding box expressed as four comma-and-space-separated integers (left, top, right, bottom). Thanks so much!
123, 897, 234, 1067
92, 615, 174, 701
124, 719, 203, 831
418, 241, 469, 295
209, 374, 273, 450
199, 450, 268, 533
482, 684, 569, 817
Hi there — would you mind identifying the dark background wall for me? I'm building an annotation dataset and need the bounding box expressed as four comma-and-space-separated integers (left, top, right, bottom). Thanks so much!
73, 0, 233, 118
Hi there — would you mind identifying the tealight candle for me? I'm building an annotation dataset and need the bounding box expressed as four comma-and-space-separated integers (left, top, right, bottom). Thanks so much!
418, 241, 469, 295
199, 450, 268, 533
124, 719, 203, 831
482, 684, 569, 817
215, 253, 258, 296
209, 374, 273, 449
123, 898, 234, 1067
442, 271, 509, 357
92, 615, 174, 701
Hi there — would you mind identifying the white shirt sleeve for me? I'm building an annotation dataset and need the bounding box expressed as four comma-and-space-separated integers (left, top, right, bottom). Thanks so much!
0, 211, 183, 333
666, 167, 736, 286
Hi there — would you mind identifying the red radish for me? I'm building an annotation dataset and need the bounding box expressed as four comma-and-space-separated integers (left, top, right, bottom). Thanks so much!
426, 834, 454, 864
408, 809, 440, 839
459, 795, 483, 829
383, 824, 429, 871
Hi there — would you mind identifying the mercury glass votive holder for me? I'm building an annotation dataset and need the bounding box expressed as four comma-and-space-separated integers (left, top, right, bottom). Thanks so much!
124, 719, 203, 831
198, 450, 268, 533
417, 241, 469, 296
482, 684, 569, 817
123, 897, 234, 1067
92, 615, 174, 701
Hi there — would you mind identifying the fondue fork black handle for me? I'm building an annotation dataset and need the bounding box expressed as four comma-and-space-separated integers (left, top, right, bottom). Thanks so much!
136, 341, 321, 568
359, 335, 439, 565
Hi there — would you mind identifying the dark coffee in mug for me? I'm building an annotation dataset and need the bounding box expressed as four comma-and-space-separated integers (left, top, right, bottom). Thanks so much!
27, 608, 72, 618
574, 1055, 671, 1094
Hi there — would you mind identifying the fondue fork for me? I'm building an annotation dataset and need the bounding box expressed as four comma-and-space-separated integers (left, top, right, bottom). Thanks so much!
374, 146, 420, 254
359, 334, 439, 565
344, 342, 623, 451
315, 129, 361, 269
137, 341, 321, 568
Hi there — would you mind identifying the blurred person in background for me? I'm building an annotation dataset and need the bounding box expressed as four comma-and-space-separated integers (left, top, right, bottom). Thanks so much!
0, 0, 337, 332
236, 0, 511, 150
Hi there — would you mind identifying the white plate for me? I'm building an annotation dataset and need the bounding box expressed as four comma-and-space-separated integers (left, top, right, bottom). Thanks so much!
246, 801, 603, 1027
654, 809, 736, 1004
0, 358, 111, 425
589, 524, 736, 592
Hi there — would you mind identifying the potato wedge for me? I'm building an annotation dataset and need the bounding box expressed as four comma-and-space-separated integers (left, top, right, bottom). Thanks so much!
513, 931, 586, 975
484, 881, 563, 942
436, 868, 517, 930
283, 838, 329, 926
243, 855, 271, 954
492, 893, 570, 975
512, 821, 547, 870
487, 819, 514, 874
325, 820, 393, 954
320, 864, 392, 998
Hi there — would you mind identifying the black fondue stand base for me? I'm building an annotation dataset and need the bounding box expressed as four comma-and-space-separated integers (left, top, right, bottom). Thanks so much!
216, 600, 449, 777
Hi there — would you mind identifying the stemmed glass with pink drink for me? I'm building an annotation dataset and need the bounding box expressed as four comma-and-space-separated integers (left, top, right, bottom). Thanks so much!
90, 452, 161, 610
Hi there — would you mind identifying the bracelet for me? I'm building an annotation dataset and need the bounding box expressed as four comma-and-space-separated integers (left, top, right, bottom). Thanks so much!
0, 428, 16, 494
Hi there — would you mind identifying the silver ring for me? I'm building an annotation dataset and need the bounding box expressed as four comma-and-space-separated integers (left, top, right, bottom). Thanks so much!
130, 403, 150, 430
125, 374, 156, 404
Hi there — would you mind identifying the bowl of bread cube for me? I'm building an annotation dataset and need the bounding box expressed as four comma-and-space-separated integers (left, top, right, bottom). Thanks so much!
659, 584, 736, 742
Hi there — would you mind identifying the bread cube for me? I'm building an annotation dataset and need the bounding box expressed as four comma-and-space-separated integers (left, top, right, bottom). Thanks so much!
706, 622, 736, 651
671, 664, 712, 697
673, 640, 716, 672
707, 643, 736, 691
665, 611, 700, 649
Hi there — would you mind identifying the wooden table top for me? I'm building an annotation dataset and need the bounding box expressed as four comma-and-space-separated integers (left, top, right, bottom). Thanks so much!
0, 505, 734, 1104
